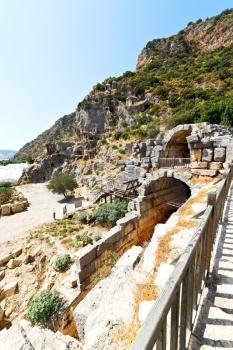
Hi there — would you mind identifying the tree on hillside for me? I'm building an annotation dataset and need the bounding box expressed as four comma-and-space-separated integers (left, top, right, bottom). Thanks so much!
47, 173, 77, 198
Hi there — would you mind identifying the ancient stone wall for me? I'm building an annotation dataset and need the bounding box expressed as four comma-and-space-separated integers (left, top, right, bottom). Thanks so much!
76, 176, 191, 290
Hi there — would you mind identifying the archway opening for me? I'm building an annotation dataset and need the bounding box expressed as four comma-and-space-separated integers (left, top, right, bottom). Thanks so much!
164, 130, 191, 158
141, 176, 192, 239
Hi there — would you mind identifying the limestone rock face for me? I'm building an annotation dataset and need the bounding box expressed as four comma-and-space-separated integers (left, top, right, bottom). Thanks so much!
73, 266, 142, 349
0, 323, 83, 350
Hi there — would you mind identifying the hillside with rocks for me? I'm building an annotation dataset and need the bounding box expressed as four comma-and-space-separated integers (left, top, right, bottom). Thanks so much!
14, 113, 75, 160
14, 9, 233, 162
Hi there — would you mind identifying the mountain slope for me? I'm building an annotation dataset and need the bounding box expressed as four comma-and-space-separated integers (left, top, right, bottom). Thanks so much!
15, 8, 233, 159
14, 113, 75, 160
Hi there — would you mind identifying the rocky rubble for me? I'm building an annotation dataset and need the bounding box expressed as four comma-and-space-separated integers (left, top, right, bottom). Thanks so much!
0, 322, 83, 350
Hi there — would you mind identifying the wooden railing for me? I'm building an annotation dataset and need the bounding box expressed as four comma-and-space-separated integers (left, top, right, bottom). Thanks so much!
159, 158, 191, 169
130, 165, 233, 350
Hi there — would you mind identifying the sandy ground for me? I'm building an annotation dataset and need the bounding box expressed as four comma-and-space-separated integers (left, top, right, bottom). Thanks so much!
0, 183, 75, 244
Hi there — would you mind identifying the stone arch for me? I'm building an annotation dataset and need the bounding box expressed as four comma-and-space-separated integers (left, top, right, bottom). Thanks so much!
139, 170, 192, 197
163, 124, 193, 158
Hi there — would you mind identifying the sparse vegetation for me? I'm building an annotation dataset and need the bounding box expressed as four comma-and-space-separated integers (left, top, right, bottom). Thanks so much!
27, 289, 62, 325
0, 182, 13, 204
54, 254, 71, 272
94, 199, 128, 228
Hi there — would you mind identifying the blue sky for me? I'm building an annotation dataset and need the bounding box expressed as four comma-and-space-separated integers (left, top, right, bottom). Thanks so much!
0, 0, 231, 150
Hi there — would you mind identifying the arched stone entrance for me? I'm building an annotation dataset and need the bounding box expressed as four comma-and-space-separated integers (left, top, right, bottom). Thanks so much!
164, 129, 191, 158
135, 172, 192, 241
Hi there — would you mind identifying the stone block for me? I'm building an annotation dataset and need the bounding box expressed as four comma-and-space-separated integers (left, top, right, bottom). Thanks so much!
186, 134, 199, 143
1, 204, 11, 216
214, 147, 226, 162
7, 258, 22, 269
190, 161, 208, 169
76, 245, 97, 270
190, 149, 202, 162
11, 203, 25, 214
191, 169, 217, 177
208, 162, 223, 170
94, 239, 107, 257
77, 260, 97, 283
104, 228, 122, 245
1, 280, 18, 297
12, 247, 23, 258
202, 148, 213, 162
0, 253, 13, 266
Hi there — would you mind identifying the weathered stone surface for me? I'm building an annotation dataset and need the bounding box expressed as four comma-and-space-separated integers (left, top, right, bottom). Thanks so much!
0, 270, 5, 281
0, 253, 12, 266
11, 247, 23, 258
7, 258, 22, 269
1, 204, 11, 216
1, 280, 18, 297
76, 244, 97, 270
191, 169, 217, 177
208, 162, 223, 170
202, 148, 213, 162
0, 323, 83, 350
115, 246, 142, 269
74, 267, 140, 349
138, 300, 154, 323
11, 203, 25, 214
214, 147, 226, 162
190, 148, 202, 162
191, 161, 208, 169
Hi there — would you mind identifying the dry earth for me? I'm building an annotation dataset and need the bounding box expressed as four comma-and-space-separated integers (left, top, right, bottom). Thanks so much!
0, 183, 74, 245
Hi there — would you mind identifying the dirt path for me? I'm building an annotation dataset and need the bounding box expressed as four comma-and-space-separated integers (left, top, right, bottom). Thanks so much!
0, 183, 73, 244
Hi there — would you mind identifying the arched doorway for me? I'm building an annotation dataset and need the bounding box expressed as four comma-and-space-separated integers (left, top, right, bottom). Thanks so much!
164, 129, 191, 158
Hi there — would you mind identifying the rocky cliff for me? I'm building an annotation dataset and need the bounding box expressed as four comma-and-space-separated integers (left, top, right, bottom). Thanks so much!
14, 113, 75, 160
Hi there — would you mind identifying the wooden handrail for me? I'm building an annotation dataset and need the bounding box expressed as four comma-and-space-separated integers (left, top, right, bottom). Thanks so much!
130, 165, 233, 350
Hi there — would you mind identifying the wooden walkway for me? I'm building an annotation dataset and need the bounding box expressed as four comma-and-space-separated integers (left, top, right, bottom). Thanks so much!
190, 184, 233, 349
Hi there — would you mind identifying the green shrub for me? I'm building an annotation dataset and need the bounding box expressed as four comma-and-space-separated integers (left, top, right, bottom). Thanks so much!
94, 199, 128, 228
27, 289, 62, 325
94, 234, 101, 241
0, 186, 13, 205
95, 83, 105, 91
59, 227, 67, 237
55, 254, 71, 272
78, 211, 87, 224
75, 231, 93, 245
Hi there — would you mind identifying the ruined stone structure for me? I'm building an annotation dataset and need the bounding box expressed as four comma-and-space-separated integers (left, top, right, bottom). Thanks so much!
76, 171, 192, 290
126, 123, 233, 179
